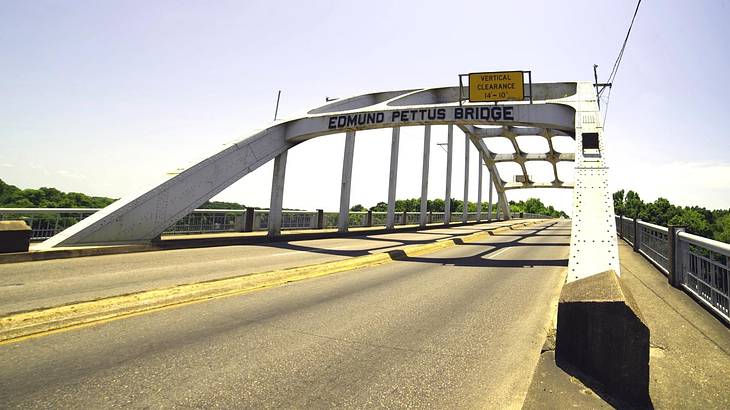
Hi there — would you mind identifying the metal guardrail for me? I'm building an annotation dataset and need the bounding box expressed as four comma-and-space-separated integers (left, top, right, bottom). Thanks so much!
0, 208, 556, 241
678, 232, 730, 321
616, 215, 730, 324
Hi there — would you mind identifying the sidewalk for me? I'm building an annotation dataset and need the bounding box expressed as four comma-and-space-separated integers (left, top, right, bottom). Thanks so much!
523, 240, 730, 409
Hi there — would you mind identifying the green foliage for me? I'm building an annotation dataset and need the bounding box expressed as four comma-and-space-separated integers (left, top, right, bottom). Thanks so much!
613, 189, 730, 243
198, 200, 247, 210
350, 204, 365, 212
0, 178, 116, 208
508, 198, 567, 218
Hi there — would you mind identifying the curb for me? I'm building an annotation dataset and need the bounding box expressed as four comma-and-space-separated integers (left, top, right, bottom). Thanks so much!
0, 220, 544, 343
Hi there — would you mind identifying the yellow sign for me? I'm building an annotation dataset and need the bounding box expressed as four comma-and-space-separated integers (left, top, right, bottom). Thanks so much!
468, 71, 524, 102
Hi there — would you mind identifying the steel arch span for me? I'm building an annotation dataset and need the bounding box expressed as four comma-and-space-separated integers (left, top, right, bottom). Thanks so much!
40, 81, 618, 281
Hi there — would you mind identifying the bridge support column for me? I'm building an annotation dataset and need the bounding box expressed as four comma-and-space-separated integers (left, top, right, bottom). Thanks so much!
268, 151, 288, 237
386, 127, 400, 230
419, 125, 431, 228
488, 171, 493, 221
338, 131, 356, 233
444, 125, 453, 225
477, 152, 483, 222
462, 134, 470, 223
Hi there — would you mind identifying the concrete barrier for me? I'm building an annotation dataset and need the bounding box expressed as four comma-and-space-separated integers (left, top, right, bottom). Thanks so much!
0, 221, 31, 253
555, 270, 650, 407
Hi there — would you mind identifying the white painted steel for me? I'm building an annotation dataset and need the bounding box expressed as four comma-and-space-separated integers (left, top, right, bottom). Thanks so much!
39, 78, 612, 284
444, 125, 454, 225
386, 127, 400, 230
566, 82, 620, 281
419, 125, 431, 228
462, 134, 470, 223
477, 152, 483, 222
338, 131, 356, 233
267, 151, 287, 237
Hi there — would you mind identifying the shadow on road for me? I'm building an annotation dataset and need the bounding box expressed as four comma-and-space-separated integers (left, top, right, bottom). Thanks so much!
255, 222, 570, 269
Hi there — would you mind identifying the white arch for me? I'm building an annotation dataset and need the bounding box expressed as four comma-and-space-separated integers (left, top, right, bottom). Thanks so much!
39, 81, 619, 281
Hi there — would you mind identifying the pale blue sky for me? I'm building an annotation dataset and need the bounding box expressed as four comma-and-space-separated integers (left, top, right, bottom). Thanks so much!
1, 0, 729, 212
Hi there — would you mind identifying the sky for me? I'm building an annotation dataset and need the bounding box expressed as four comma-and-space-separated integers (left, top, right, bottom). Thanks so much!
1, 0, 729, 214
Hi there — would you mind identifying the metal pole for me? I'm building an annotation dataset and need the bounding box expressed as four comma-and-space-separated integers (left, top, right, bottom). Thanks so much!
420, 125, 431, 228
462, 134, 469, 223
444, 125, 453, 225
488, 170, 494, 221
386, 127, 400, 230
338, 131, 356, 232
267, 151, 288, 237
274, 90, 282, 121
477, 152, 483, 222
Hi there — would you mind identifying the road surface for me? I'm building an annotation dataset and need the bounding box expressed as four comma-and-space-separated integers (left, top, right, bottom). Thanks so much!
0, 220, 570, 409
0, 220, 519, 315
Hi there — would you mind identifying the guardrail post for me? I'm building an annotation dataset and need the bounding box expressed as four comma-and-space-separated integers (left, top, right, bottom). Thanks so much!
243, 208, 255, 232
402, 211, 407, 226
428, 210, 433, 225
633, 217, 639, 252
316, 209, 324, 229
366, 210, 373, 227
668, 225, 686, 288
617, 215, 623, 239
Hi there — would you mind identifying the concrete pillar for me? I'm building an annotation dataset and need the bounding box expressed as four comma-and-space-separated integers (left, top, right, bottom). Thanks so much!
488, 171, 494, 221
338, 131, 356, 233
428, 210, 433, 225
386, 127, 400, 230
477, 153, 483, 222
402, 210, 408, 226
244, 208, 255, 232
419, 125, 431, 228
496, 198, 501, 220
267, 151, 288, 237
444, 125, 454, 225
366, 210, 373, 227
462, 134, 470, 223
316, 209, 324, 229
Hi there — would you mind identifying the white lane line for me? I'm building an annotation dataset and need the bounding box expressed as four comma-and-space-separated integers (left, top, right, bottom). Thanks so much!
487, 247, 512, 259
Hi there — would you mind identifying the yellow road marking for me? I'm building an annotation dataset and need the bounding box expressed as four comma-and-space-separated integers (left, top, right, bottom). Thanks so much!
0, 220, 546, 345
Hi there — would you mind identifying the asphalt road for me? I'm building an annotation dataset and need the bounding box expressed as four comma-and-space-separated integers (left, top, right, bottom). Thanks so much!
0, 220, 570, 409
0, 220, 518, 315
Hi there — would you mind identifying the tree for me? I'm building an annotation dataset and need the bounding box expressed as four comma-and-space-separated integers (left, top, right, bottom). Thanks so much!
624, 190, 644, 218
714, 214, 730, 243
350, 204, 365, 212
669, 208, 712, 238
613, 189, 625, 215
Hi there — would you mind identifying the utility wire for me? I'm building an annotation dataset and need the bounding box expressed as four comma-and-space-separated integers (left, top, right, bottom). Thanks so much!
601, 0, 642, 127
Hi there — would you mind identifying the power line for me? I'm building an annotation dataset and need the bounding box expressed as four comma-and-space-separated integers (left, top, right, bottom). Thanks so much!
607, 0, 642, 85
601, 0, 642, 127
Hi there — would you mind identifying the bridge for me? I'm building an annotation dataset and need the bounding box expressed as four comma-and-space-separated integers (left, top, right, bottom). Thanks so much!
1, 80, 728, 409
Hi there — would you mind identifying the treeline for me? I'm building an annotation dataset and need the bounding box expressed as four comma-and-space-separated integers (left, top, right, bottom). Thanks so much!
509, 198, 569, 218
0, 179, 246, 210
352, 197, 567, 218
613, 189, 730, 243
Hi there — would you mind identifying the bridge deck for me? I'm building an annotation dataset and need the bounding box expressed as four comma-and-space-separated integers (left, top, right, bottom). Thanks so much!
1, 221, 569, 408
1, 219, 524, 316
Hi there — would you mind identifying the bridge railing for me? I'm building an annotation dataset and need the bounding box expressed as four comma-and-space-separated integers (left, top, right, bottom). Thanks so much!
616, 215, 729, 324
2, 207, 538, 241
